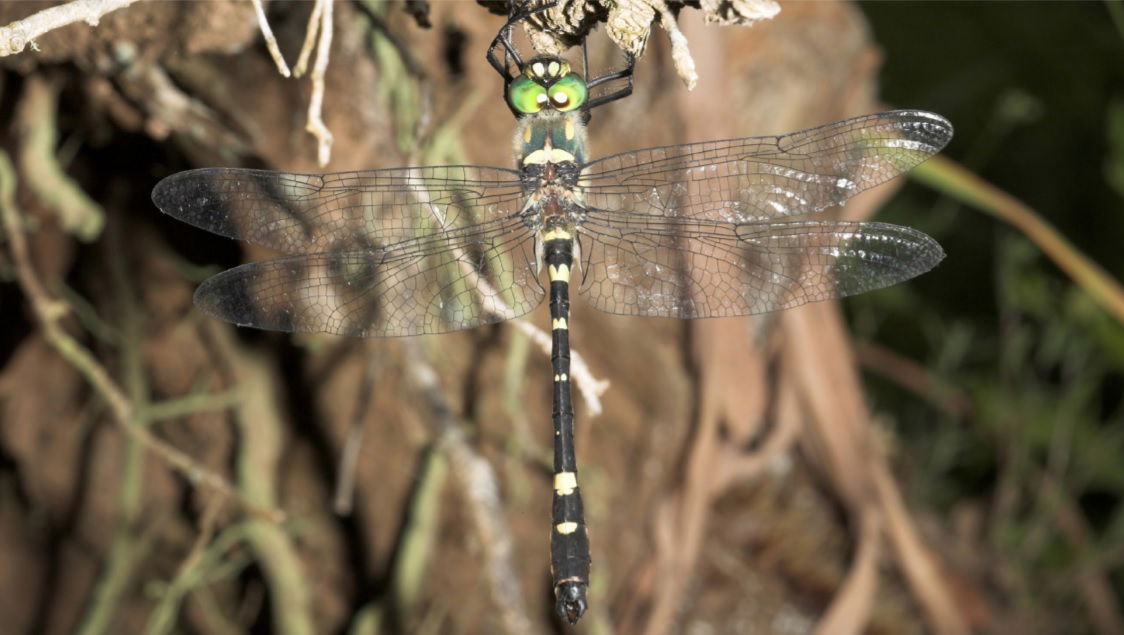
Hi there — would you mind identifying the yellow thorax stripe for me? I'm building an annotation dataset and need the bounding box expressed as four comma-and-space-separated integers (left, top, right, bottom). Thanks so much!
522, 147, 578, 166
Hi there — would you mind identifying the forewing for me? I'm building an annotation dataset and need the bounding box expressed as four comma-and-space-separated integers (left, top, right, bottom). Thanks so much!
193, 217, 543, 337
578, 212, 944, 318
152, 166, 526, 254
578, 110, 952, 223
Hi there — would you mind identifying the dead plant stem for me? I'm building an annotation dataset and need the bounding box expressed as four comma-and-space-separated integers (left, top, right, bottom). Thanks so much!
0, 0, 142, 56
0, 149, 279, 522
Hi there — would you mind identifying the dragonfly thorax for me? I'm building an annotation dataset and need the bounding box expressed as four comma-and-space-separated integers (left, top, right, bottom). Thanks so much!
516, 108, 588, 241
514, 109, 588, 167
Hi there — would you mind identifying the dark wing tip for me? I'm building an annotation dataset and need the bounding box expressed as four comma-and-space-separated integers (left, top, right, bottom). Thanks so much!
152, 168, 240, 239
888, 109, 955, 154
193, 265, 277, 332
151, 169, 199, 214
917, 231, 947, 278
847, 223, 947, 291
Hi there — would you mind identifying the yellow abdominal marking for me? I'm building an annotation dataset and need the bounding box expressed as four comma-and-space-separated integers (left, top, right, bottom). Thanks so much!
554, 373, 569, 382
554, 471, 578, 495
556, 522, 579, 535
552, 317, 568, 330
542, 228, 572, 241
548, 264, 571, 282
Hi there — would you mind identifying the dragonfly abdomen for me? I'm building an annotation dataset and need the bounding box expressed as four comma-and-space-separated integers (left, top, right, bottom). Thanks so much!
542, 232, 591, 624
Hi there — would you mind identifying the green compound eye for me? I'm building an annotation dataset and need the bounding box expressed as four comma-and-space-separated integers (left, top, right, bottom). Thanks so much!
548, 73, 587, 112
509, 76, 548, 114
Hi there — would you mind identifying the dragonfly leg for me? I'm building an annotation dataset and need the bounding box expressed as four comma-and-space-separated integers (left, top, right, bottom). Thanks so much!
584, 52, 636, 111
486, 0, 561, 84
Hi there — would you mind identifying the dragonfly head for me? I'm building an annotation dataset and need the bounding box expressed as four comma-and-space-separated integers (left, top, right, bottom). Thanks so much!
508, 55, 588, 116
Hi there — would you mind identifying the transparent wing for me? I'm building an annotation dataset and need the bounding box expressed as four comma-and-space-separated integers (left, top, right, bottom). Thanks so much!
193, 217, 543, 337
578, 110, 952, 223
152, 166, 526, 254
577, 211, 944, 318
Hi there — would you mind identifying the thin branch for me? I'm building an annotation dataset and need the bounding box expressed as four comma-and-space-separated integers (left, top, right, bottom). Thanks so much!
0, 149, 280, 523
399, 86, 609, 416
402, 340, 540, 635
872, 461, 969, 635
353, 0, 428, 79
144, 496, 226, 635
118, 62, 253, 156
399, 169, 608, 416
0, 0, 142, 56
525, 0, 777, 90
305, 0, 334, 166
1041, 472, 1124, 635
142, 388, 242, 422
333, 342, 382, 515
653, 0, 698, 90
853, 340, 974, 420
15, 74, 104, 241
715, 394, 800, 485
177, 496, 226, 587
206, 321, 315, 635
509, 318, 608, 416
292, 0, 324, 77
914, 155, 1124, 325
813, 507, 881, 635
252, 0, 292, 78
77, 218, 154, 635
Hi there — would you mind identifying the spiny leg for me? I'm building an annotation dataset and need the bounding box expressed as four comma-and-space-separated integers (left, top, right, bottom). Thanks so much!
585, 52, 636, 111
486, 0, 560, 84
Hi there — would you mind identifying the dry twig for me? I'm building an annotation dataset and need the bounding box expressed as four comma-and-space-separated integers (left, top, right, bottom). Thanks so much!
401, 157, 608, 415
206, 321, 315, 635
814, 508, 882, 635
15, 75, 104, 241
145, 496, 227, 634
1042, 473, 1124, 635
652, 0, 698, 89
333, 342, 383, 515
252, 0, 292, 77
305, 0, 334, 166
292, 0, 324, 77
510, 319, 608, 415
403, 340, 540, 635
0, 149, 279, 523
854, 340, 974, 420
915, 155, 1124, 326
119, 62, 253, 156
524, 0, 778, 89
0, 0, 142, 56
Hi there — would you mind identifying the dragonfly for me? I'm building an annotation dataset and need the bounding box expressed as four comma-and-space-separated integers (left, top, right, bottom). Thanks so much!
151, 6, 952, 624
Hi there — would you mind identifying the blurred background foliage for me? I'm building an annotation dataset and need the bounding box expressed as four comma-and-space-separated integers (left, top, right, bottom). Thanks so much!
857, 0, 1124, 620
